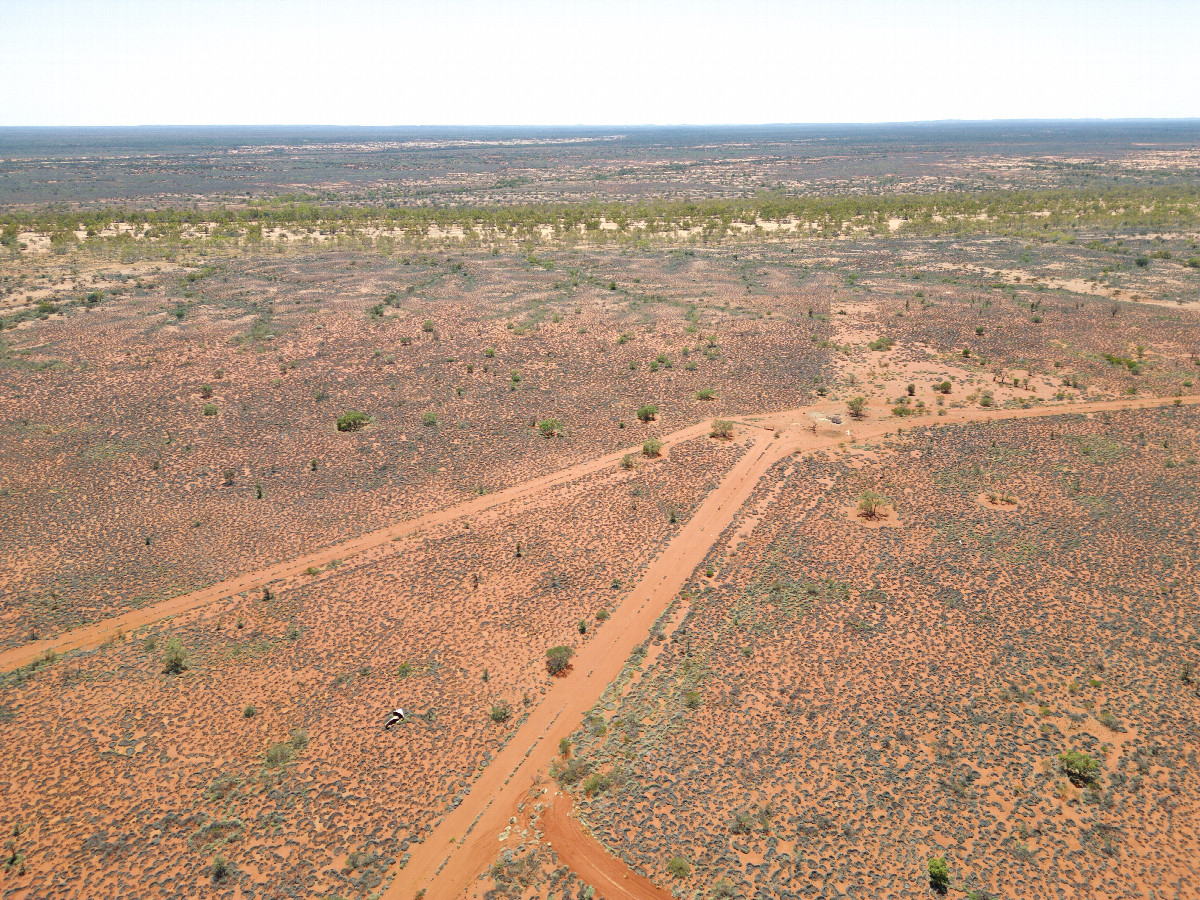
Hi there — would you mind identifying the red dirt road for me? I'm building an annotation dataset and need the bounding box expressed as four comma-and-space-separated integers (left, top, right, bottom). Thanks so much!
383, 428, 789, 899
539, 793, 672, 900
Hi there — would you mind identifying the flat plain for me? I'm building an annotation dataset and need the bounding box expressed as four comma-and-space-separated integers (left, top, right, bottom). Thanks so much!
1, 124, 1198, 900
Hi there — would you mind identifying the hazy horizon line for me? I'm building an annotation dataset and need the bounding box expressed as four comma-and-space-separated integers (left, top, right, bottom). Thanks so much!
3, 117, 1200, 131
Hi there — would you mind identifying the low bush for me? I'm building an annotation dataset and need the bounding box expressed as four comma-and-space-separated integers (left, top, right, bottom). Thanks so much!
211, 855, 232, 883
162, 637, 187, 675
928, 858, 950, 894
546, 645, 574, 676
857, 490, 889, 519
1059, 749, 1099, 784
667, 857, 692, 878
336, 410, 372, 432
710, 419, 734, 439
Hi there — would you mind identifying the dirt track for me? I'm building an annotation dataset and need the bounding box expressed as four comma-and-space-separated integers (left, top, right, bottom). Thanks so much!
383, 425, 788, 898
538, 792, 673, 900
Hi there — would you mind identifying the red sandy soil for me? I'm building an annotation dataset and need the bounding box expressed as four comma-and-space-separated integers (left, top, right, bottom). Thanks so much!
538, 792, 671, 900
7, 393, 1193, 679
0, 420, 715, 673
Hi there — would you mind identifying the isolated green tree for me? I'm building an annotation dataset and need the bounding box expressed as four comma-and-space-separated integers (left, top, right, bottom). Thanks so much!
162, 637, 187, 675
546, 645, 574, 676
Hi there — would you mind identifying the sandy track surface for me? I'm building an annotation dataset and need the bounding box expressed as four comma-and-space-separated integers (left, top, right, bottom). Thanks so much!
538, 792, 673, 900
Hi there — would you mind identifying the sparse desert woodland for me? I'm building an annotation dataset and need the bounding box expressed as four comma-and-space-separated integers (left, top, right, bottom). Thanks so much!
1, 125, 1199, 900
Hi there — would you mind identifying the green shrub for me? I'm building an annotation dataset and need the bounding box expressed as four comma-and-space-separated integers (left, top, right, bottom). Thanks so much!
636, 404, 658, 422
1058, 749, 1099, 784
581, 771, 613, 796
857, 490, 889, 519
710, 419, 734, 439
667, 857, 692, 878
538, 418, 562, 437
620, 453, 636, 470
1186, 256, 1200, 268
847, 396, 867, 418
336, 410, 372, 432
243, 705, 256, 718
550, 756, 592, 787
422, 319, 435, 332
202, 403, 218, 416
489, 701, 512, 723
211, 854, 232, 883
695, 388, 716, 400
546, 645, 574, 676
421, 410, 438, 427
162, 637, 187, 675
868, 336, 894, 351
264, 742, 293, 768
199, 384, 214, 399
928, 857, 950, 893
642, 438, 663, 457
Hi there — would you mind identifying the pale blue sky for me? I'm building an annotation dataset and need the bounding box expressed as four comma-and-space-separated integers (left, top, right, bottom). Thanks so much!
2, 0, 1197, 126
